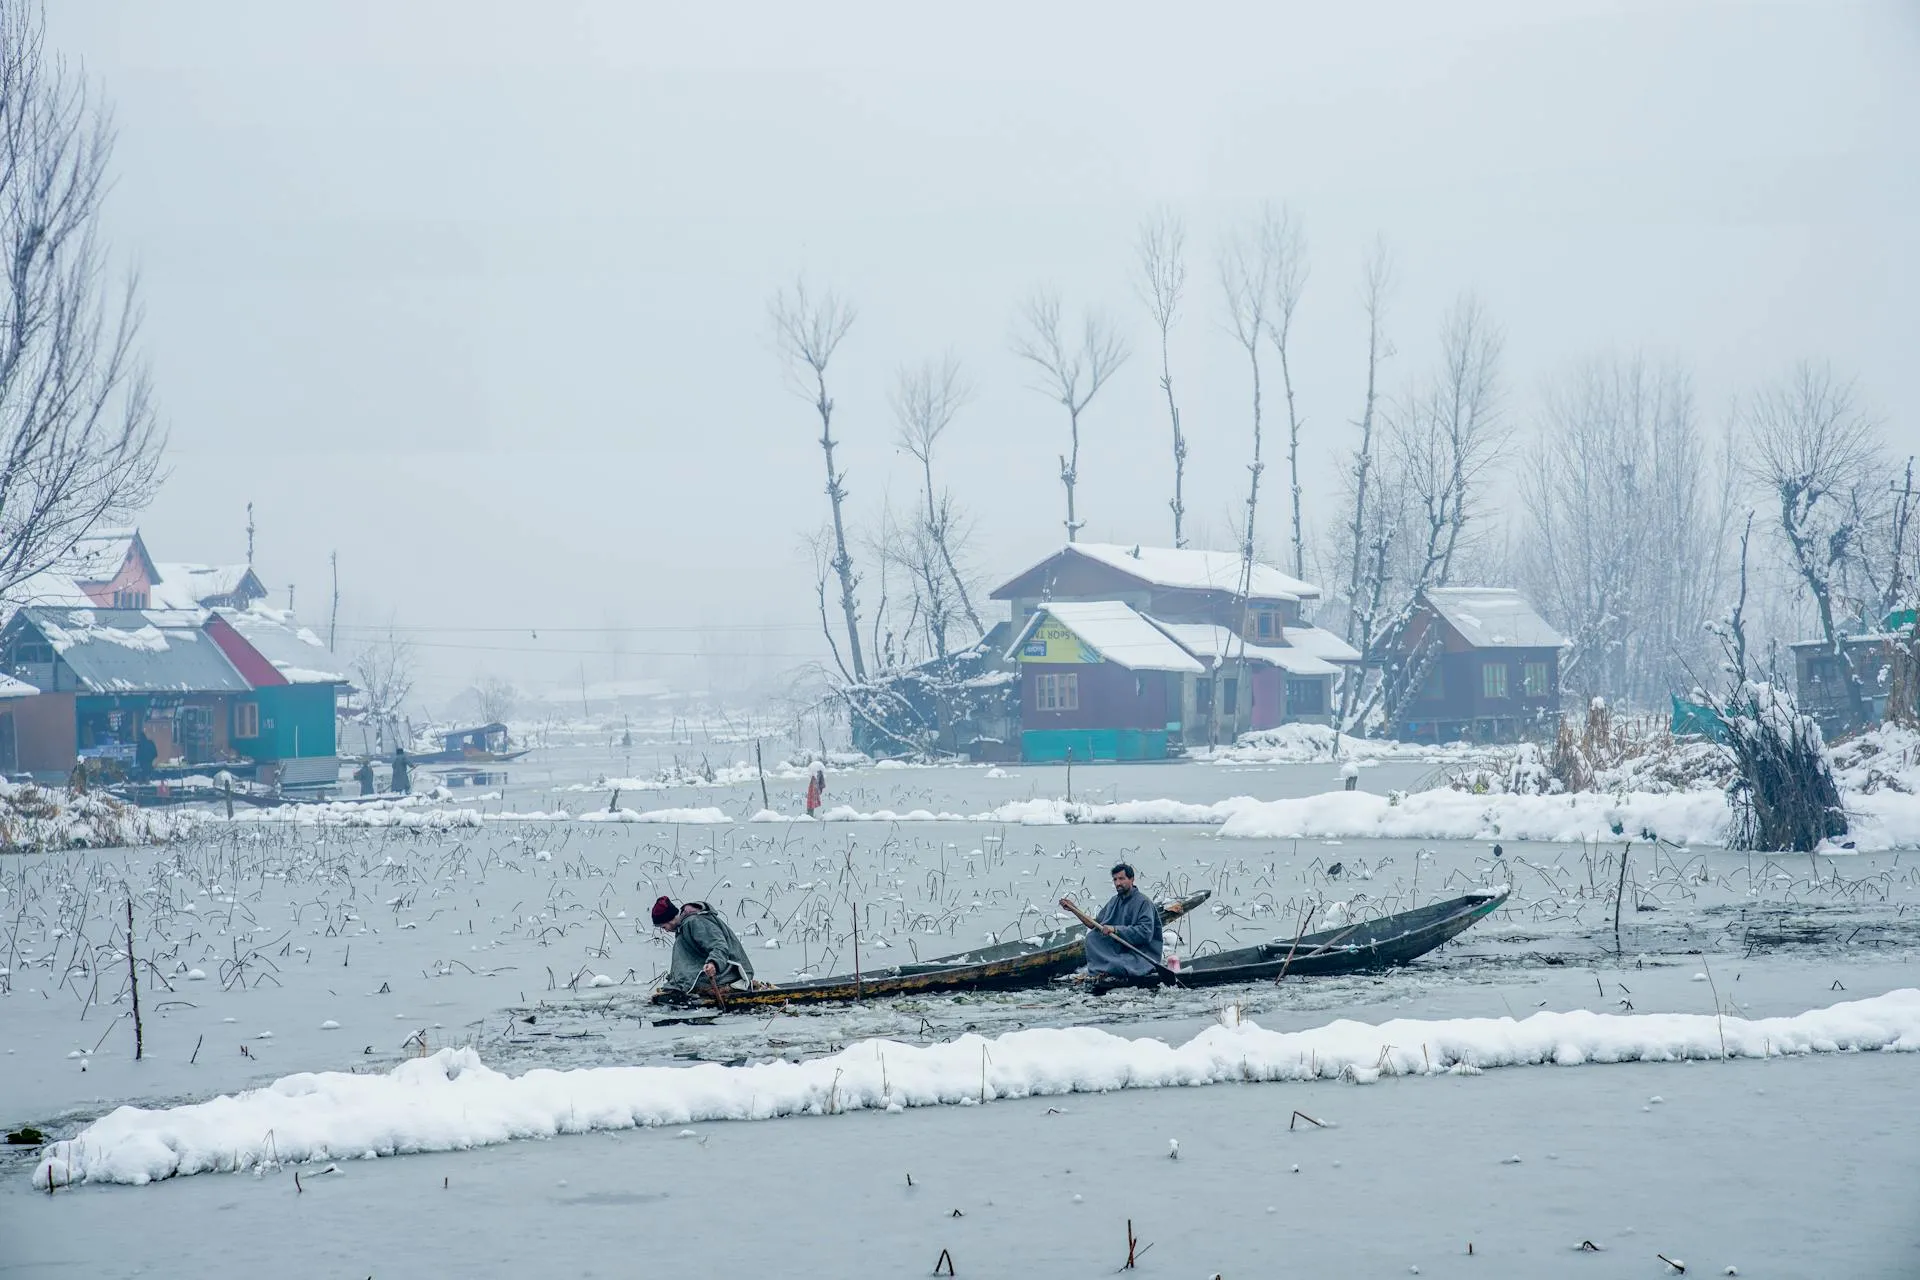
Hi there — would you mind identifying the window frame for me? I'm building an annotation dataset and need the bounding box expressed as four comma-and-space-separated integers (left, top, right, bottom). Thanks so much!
1522, 661, 1549, 698
1482, 662, 1509, 700
1035, 672, 1079, 712
1285, 677, 1326, 715
234, 700, 261, 739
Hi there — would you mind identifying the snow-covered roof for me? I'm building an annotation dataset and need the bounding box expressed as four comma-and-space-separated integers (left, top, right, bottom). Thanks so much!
1, 569, 95, 618
1424, 588, 1567, 649
1280, 624, 1362, 664
62, 528, 146, 584
996, 543, 1322, 604
1141, 621, 1339, 676
1066, 543, 1322, 603
16, 606, 251, 693
151, 563, 262, 609
218, 606, 348, 684
0, 671, 38, 698
1006, 601, 1205, 673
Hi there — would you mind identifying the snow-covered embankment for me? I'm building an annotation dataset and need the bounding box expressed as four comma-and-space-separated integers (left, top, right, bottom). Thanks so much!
35, 990, 1920, 1188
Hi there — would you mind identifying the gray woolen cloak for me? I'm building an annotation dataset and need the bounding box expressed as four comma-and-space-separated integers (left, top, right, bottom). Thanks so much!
1084, 887, 1163, 977
663, 906, 755, 992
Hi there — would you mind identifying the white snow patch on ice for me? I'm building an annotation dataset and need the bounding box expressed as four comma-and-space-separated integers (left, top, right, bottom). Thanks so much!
33, 990, 1920, 1188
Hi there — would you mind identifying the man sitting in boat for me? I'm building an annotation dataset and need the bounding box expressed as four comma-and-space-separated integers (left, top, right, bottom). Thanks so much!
651, 896, 755, 995
1062, 862, 1164, 983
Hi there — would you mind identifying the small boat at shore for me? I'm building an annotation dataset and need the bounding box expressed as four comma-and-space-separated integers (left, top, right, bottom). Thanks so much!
1142, 887, 1509, 989
654, 890, 1212, 1009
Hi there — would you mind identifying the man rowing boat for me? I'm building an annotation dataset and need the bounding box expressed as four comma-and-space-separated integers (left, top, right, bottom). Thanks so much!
1060, 862, 1164, 983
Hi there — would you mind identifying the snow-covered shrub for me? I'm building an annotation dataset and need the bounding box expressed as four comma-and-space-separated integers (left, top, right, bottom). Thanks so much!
0, 782, 189, 852
1719, 682, 1847, 852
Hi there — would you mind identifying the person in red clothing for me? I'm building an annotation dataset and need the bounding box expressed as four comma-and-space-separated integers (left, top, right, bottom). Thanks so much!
804, 759, 826, 817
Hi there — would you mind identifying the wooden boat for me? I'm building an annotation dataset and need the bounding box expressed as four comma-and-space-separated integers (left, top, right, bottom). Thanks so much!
1139, 888, 1509, 989
402, 722, 532, 766
654, 890, 1212, 1009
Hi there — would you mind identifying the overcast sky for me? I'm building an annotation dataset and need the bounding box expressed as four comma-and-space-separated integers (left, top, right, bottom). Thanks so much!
46, 1, 1920, 701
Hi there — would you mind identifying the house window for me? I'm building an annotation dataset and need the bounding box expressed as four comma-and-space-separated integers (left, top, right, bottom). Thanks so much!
1035, 672, 1079, 712
234, 701, 261, 738
1482, 663, 1509, 700
1522, 661, 1549, 698
1195, 677, 1214, 717
1222, 677, 1239, 711
1285, 678, 1326, 715
112, 589, 147, 609
10, 639, 52, 666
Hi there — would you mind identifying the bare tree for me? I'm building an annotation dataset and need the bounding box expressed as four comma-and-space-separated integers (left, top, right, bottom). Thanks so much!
1743, 361, 1883, 720
772, 279, 865, 679
1136, 211, 1189, 547
1334, 242, 1395, 722
352, 627, 416, 749
1218, 214, 1271, 580
892, 354, 982, 642
1010, 289, 1129, 543
0, 1, 163, 604
471, 675, 518, 725
1348, 295, 1508, 732
1261, 210, 1309, 579
1520, 355, 1732, 708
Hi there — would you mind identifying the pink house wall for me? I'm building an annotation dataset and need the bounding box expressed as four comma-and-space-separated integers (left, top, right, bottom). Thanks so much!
80, 554, 154, 608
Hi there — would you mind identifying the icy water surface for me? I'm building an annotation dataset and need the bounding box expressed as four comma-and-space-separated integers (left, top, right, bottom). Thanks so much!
4, 777, 1915, 1122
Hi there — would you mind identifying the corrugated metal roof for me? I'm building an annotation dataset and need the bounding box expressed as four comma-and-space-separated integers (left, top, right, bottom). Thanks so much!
993, 544, 1325, 604
23, 606, 251, 693
151, 563, 260, 609
1145, 621, 1345, 677
1424, 588, 1568, 649
216, 606, 348, 683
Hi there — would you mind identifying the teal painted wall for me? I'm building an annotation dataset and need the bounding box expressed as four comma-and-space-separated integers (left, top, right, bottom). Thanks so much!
1020, 728, 1168, 763
237, 684, 338, 760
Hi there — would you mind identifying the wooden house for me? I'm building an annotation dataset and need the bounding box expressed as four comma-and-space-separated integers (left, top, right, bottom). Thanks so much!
1004, 600, 1203, 762
990, 544, 1360, 755
1387, 588, 1567, 743
1788, 614, 1915, 734
0, 605, 342, 785
153, 563, 270, 611
63, 528, 161, 609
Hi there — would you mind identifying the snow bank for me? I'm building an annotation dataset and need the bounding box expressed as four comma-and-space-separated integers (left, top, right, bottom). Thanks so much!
1217, 787, 1736, 846
1201, 724, 1494, 765
581, 806, 732, 825
34, 990, 1920, 1188
0, 782, 191, 850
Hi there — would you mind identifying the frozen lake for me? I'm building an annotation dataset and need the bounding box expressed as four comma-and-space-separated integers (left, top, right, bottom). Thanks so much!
3, 757, 1916, 1273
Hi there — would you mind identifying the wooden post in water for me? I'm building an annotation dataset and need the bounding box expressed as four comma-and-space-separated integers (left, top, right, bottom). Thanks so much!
126, 896, 143, 1061
852, 901, 863, 999
755, 740, 770, 811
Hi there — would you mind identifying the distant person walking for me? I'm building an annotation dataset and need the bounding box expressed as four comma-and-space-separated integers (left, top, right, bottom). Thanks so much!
390, 746, 411, 795
805, 758, 827, 817
354, 758, 377, 796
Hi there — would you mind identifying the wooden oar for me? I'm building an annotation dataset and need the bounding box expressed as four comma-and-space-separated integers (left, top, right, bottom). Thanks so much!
1059, 898, 1185, 986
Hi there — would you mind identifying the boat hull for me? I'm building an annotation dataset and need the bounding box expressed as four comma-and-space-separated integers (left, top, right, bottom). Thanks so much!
655, 890, 1211, 1008
1162, 888, 1509, 987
